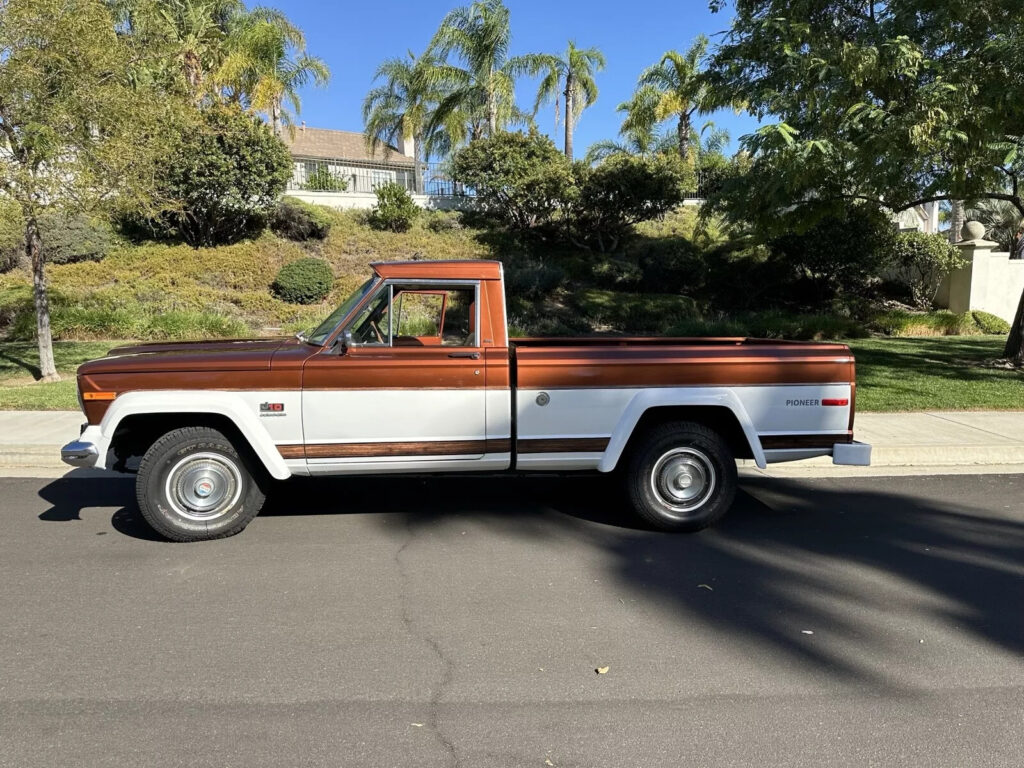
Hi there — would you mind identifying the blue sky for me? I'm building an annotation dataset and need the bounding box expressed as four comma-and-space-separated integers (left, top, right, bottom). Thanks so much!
278, 0, 760, 156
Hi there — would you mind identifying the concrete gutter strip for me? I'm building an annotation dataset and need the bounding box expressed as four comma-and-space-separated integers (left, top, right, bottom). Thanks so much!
0, 410, 1023, 477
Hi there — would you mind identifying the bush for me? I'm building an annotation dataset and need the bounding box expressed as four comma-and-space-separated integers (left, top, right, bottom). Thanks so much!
146, 104, 292, 247
269, 197, 333, 241
768, 204, 899, 310
37, 211, 115, 265
368, 182, 419, 232
971, 310, 1012, 335
0, 199, 24, 272
424, 210, 463, 233
503, 257, 566, 301
451, 130, 572, 233
888, 230, 966, 308
568, 154, 691, 252
272, 258, 334, 304
303, 166, 349, 192
869, 309, 977, 337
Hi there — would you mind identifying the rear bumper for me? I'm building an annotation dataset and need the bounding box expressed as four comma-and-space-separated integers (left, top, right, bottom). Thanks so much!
61, 439, 99, 468
832, 441, 871, 466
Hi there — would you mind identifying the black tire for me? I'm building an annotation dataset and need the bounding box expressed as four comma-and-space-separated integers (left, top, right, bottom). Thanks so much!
625, 421, 737, 532
135, 426, 266, 542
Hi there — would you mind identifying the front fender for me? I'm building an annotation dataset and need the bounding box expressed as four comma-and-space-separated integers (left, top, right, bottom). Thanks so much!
96, 390, 292, 479
598, 387, 766, 472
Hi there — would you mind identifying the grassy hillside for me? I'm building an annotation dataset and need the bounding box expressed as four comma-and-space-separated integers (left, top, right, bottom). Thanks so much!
0, 209, 491, 340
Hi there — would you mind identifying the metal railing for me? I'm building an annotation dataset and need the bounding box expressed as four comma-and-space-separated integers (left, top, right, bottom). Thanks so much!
288, 158, 474, 197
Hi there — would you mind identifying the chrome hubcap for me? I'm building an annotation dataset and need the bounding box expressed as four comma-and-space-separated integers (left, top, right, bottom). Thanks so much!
650, 447, 716, 518
165, 452, 243, 522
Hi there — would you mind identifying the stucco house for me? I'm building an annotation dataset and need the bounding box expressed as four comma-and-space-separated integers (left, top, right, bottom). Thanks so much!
282, 124, 419, 194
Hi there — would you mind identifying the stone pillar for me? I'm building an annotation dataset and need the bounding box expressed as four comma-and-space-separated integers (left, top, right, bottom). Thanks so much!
948, 221, 999, 314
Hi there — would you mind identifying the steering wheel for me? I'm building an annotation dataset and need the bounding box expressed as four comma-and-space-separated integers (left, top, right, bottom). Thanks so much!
369, 319, 385, 344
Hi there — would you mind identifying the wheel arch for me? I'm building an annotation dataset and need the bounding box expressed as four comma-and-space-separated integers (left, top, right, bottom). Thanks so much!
598, 390, 765, 472
99, 392, 291, 479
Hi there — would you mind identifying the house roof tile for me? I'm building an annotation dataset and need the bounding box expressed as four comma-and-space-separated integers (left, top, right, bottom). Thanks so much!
283, 127, 414, 166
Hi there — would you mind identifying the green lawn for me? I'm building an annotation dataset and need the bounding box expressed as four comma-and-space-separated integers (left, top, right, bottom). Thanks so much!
848, 336, 1023, 412
0, 336, 1020, 413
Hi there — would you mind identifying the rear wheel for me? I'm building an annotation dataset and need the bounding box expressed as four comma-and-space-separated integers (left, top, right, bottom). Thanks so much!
136, 426, 265, 542
625, 421, 737, 532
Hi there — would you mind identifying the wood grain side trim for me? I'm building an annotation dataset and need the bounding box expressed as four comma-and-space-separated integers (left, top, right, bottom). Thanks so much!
278, 438, 511, 460
517, 437, 610, 454
759, 433, 853, 450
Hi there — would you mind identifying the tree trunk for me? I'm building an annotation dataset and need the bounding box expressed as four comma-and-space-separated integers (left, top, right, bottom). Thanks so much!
1004, 286, 1024, 364
949, 199, 965, 243
272, 100, 282, 136
27, 218, 59, 382
677, 114, 691, 168
414, 132, 425, 195
564, 75, 574, 161
488, 89, 497, 136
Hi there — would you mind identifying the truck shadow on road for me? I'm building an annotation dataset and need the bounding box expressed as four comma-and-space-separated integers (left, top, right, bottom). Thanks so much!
37, 471, 1024, 679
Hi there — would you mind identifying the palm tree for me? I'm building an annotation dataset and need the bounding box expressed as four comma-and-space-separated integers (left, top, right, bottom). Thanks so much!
584, 88, 678, 165
217, 6, 329, 135
428, 0, 550, 138
533, 41, 605, 161
627, 35, 714, 167
966, 198, 1022, 253
363, 51, 455, 193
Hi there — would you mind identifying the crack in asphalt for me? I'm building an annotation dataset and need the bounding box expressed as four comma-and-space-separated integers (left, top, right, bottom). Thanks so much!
395, 517, 460, 768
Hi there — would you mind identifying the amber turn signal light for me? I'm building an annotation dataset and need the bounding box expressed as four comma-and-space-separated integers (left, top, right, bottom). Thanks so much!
83, 391, 117, 401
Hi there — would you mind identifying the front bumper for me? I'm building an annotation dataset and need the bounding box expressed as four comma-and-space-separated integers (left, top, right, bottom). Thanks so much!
61, 439, 99, 468
833, 441, 872, 466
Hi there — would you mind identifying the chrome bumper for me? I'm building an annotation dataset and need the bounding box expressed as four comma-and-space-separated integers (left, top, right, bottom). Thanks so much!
61, 439, 99, 468
833, 441, 872, 466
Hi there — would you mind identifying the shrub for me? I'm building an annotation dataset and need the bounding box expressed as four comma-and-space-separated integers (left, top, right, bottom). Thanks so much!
38, 211, 115, 265
869, 309, 977, 337
303, 166, 349, 192
368, 182, 419, 232
0, 198, 24, 272
568, 154, 691, 252
972, 310, 1012, 335
146, 104, 292, 247
502, 257, 566, 301
768, 203, 898, 310
423, 210, 463, 233
269, 197, 333, 241
888, 230, 966, 308
450, 130, 572, 233
574, 289, 701, 334
272, 258, 334, 304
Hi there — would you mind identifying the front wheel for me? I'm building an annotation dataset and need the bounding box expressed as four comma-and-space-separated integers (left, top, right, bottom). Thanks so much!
136, 426, 266, 542
625, 421, 737, 532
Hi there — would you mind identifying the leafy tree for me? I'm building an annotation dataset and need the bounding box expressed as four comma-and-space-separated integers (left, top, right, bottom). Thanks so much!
428, 0, 550, 138
0, 0, 172, 381
705, 0, 1024, 361
451, 131, 572, 232
533, 41, 605, 161
567, 154, 690, 252
152, 104, 292, 246
889, 231, 966, 308
623, 36, 715, 167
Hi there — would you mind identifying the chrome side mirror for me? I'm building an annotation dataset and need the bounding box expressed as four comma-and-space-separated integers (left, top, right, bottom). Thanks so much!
340, 329, 355, 351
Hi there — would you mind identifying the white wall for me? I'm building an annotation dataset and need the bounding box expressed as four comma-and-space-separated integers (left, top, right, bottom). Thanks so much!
287, 190, 475, 212
937, 239, 1024, 323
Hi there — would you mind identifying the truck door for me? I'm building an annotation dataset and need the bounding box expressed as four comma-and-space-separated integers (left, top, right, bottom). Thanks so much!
299, 280, 494, 473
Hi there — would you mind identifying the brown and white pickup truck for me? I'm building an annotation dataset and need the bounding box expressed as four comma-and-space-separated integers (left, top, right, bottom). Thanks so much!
62, 259, 870, 541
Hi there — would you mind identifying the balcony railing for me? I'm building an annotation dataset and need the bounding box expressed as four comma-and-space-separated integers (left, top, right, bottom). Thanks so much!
288, 159, 473, 197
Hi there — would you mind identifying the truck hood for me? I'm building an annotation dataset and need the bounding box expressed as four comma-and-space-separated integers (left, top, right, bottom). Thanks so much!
79, 337, 298, 375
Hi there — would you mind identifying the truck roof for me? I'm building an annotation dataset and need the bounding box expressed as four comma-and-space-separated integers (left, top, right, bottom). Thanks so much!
371, 260, 503, 281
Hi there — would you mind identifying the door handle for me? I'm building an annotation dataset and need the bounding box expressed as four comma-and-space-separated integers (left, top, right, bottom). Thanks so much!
448, 351, 481, 359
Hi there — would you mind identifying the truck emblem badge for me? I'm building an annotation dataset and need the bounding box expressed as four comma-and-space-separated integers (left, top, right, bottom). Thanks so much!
260, 402, 285, 412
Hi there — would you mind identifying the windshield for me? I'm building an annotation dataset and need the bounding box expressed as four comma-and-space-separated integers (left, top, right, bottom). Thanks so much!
304, 277, 377, 345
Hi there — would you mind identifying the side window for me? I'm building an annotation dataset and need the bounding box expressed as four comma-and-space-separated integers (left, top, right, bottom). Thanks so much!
345, 283, 478, 347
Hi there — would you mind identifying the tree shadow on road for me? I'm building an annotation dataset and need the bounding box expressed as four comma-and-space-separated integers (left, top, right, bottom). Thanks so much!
36, 470, 1024, 681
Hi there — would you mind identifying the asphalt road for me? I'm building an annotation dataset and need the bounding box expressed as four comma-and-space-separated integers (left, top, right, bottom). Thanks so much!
1, 471, 1023, 768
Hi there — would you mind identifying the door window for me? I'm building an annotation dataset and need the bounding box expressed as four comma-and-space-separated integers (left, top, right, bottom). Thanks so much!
345, 283, 478, 347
